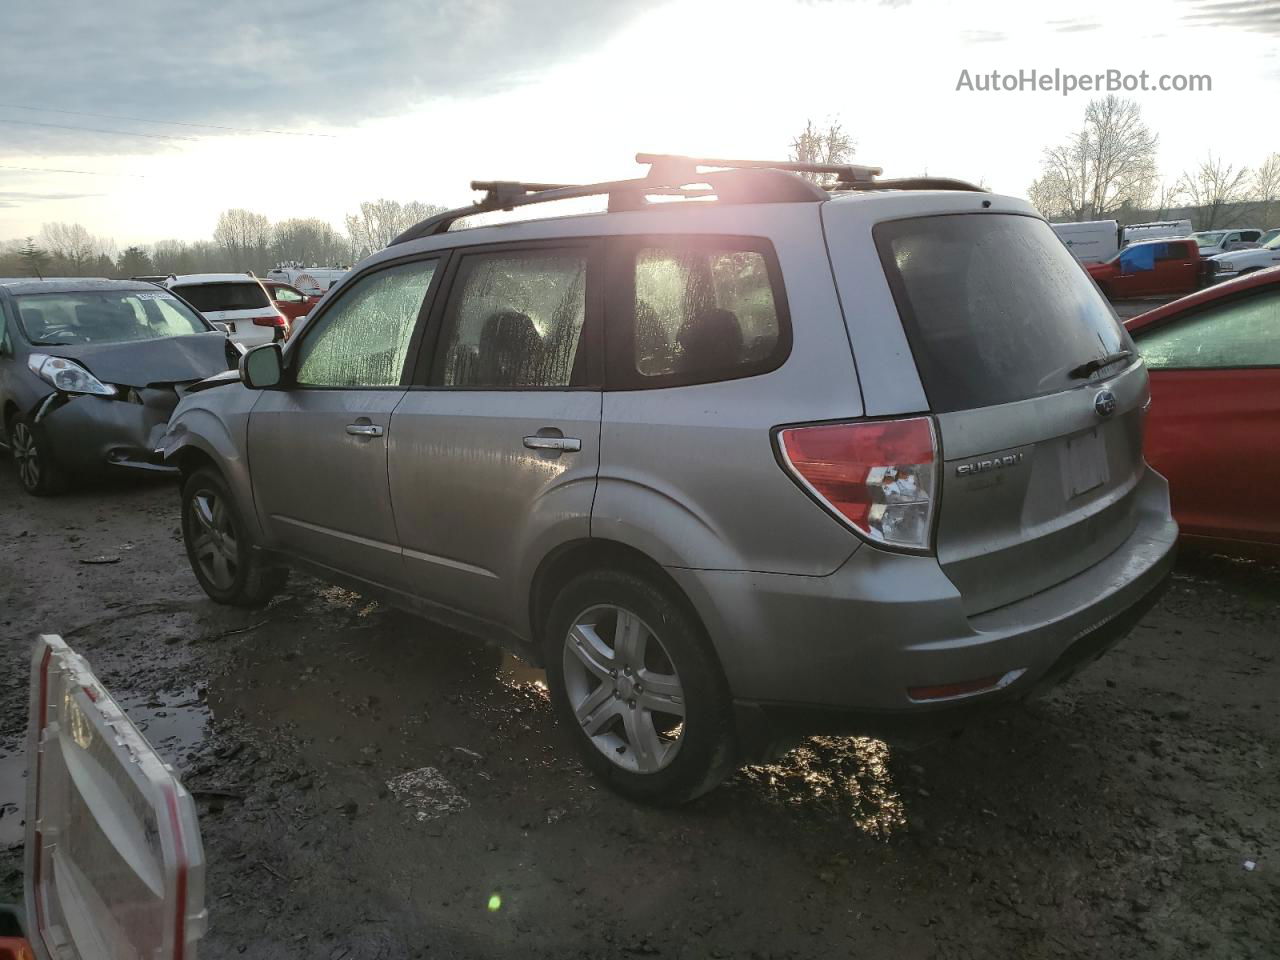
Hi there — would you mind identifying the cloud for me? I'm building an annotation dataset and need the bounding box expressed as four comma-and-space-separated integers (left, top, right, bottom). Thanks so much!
0, 191, 102, 208
1047, 18, 1103, 32
1181, 0, 1280, 35
963, 30, 1007, 43
1, 0, 650, 151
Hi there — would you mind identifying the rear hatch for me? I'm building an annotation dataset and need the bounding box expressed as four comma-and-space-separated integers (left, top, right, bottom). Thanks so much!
172, 281, 280, 330
829, 203, 1148, 616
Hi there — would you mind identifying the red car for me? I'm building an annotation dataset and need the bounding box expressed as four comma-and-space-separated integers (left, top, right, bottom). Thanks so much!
260, 280, 320, 324
1087, 238, 1203, 299
1126, 266, 1280, 557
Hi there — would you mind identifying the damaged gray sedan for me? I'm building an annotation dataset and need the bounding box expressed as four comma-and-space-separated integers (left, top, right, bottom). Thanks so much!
0, 278, 234, 495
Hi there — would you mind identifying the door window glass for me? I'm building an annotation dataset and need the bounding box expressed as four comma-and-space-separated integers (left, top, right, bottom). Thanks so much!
436, 250, 587, 388
1137, 290, 1280, 369
274, 286, 304, 303
295, 259, 436, 387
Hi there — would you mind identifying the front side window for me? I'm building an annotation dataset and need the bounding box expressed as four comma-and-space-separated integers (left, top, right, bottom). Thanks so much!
294, 259, 436, 387
14, 290, 208, 345
435, 249, 587, 388
1136, 289, 1280, 370
630, 245, 782, 382
273, 286, 304, 303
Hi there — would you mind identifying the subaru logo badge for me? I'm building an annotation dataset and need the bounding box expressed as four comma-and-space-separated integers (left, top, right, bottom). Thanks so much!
1094, 390, 1117, 418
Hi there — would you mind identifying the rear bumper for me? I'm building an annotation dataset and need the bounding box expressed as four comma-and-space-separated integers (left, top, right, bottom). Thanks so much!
668, 467, 1177, 736
35, 392, 177, 474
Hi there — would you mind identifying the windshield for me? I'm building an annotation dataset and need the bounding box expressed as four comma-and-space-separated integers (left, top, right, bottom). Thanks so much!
1194, 232, 1227, 246
174, 281, 270, 312
14, 290, 210, 346
876, 213, 1132, 413
1265, 234, 1280, 250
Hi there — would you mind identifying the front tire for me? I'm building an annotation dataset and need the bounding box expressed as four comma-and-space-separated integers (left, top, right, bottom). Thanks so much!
9, 414, 67, 496
544, 569, 736, 804
181, 466, 287, 607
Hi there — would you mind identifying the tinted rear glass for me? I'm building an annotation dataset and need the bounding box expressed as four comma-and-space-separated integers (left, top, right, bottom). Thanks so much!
175, 282, 269, 312
875, 213, 1131, 413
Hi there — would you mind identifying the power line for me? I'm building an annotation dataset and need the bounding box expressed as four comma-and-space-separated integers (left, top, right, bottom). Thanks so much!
0, 102, 336, 138
0, 117, 199, 142
0, 163, 147, 179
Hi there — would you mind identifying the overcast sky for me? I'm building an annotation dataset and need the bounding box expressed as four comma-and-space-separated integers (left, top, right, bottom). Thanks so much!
1, 0, 1277, 244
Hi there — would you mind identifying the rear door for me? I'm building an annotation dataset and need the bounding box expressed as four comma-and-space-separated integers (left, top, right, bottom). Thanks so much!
841, 209, 1147, 616
1130, 284, 1280, 547
248, 257, 441, 588
388, 242, 602, 634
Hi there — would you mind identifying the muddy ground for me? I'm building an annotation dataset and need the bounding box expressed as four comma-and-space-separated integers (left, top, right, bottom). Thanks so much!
1, 467, 1276, 960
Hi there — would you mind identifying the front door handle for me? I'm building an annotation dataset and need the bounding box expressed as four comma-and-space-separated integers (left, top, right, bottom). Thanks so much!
346, 423, 385, 438
523, 435, 581, 452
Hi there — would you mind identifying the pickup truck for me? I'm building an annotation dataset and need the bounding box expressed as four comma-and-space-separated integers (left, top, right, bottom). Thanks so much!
1192, 228, 1265, 255
1208, 233, 1280, 280
1086, 237, 1204, 299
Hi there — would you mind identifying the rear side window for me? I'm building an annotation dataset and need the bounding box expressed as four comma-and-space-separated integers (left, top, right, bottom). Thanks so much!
173, 282, 270, 312
875, 214, 1131, 413
609, 237, 789, 389
433, 248, 588, 388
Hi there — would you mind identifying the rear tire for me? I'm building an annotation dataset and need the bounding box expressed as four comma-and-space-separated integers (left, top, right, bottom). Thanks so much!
543, 568, 737, 804
181, 466, 287, 607
8, 414, 68, 496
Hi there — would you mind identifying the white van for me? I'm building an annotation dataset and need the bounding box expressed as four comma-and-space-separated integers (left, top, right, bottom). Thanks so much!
1121, 220, 1193, 247
1051, 220, 1118, 263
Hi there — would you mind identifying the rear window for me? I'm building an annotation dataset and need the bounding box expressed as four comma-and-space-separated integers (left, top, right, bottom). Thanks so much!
174, 282, 270, 312
875, 213, 1131, 413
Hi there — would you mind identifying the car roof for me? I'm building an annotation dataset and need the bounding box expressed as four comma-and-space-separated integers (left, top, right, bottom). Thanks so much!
167, 273, 258, 285
0, 277, 159, 296
1126, 264, 1280, 332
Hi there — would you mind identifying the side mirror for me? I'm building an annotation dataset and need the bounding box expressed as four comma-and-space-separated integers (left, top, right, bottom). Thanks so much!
239, 343, 284, 389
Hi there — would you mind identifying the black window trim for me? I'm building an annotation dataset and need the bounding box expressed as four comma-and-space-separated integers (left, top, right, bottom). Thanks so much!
406, 237, 605, 392
602, 232, 793, 392
282, 250, 449, 391
1131, 282, 1280, 372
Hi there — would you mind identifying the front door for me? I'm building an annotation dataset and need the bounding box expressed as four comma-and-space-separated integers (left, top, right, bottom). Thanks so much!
249, 257, 441, 588
389, 243, 602, 635
1133, 284, 1280, 548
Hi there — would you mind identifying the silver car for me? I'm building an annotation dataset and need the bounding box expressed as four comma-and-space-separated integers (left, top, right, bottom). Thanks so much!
158, 156, 1177, 803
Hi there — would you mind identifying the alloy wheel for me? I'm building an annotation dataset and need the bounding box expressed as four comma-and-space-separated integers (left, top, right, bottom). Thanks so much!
11, 422, 40, 491
562, 604, 686, 774
188, 490, 239, 590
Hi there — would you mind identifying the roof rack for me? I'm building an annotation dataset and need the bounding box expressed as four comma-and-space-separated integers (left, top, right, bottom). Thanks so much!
388, 153, 985, 245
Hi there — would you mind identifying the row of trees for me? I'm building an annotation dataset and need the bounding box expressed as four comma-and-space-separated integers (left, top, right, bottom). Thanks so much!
0, 198, 446, 280
1027, 95, 1279, 229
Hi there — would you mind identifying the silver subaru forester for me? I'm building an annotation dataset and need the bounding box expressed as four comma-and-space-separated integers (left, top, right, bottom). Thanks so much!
158, 155, 1177, 803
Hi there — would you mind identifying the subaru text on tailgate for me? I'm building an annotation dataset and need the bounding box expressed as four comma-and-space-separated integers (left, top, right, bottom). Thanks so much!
157, 154, 1177, 804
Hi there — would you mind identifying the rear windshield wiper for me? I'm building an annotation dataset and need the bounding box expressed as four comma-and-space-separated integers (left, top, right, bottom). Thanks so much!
1069, 349, 1133, 380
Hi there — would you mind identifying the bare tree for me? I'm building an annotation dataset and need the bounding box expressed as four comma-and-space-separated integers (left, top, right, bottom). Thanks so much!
1027, 95, 1159, 220
213, 208, 272, 270
344, 200, 446, 259
788, 119, 856, 182
18, 238, 49, 278
1152, 181, 1182, 220
1176, 154, 1253, 229
1254, 153, 1280, 227
272, 217, 346, 266
40, 222, 108, 272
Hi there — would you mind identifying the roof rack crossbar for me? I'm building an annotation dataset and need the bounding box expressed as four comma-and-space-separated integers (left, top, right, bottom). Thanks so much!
636, 152, 883, 184
830, 176, 988, 193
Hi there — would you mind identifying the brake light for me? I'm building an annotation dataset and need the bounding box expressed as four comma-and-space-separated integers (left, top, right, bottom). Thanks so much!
252, 311, 289, 328
778, 417, 938, 551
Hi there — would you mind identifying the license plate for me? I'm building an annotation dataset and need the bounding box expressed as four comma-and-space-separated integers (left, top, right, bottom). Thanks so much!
1062, 428, 1108, 498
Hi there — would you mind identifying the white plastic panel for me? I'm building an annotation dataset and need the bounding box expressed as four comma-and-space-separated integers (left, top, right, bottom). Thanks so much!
24, 635, 206, 960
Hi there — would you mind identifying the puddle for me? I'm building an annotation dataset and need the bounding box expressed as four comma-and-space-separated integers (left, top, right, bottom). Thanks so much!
116, 685, 212, 768
738, 736, 906, 838
0, 749, 26, 848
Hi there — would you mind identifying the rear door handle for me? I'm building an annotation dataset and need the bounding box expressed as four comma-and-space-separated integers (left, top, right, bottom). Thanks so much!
523, 436, 581, 452
346, 423, 385, 437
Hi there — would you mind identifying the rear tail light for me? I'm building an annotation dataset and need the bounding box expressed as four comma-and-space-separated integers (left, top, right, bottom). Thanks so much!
253, 311, 289, 328
777, 416, 938, 551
